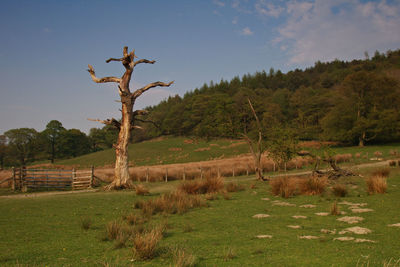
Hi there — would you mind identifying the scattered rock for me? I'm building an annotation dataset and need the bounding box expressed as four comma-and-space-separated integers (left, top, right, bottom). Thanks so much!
315, 212, 329, 216
272, 200, 296, 207
340, 211, 347, 215
388, 223, 400, 227
334, 237, 355, 242
256, 235, 273, 239
261, 198, 270, 201
300, 204, 316, 208
339, 201, 367, 207
251, 191, 258, 195
252, 214, 270, 219
287, 225, 301, 229
354, 238, 376, 243
351, 208, 374, 213
337, 216, 364, 224
339, 226, 372, 235
299, 235, 319, 240
292, 215, 307, 219
321, 229, 336, 234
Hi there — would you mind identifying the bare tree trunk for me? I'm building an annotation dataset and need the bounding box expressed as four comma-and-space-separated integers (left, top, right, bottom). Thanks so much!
88, 46, 173, 190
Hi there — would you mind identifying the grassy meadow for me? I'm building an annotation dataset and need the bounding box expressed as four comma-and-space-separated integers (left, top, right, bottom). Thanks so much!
1, 165, 400, 266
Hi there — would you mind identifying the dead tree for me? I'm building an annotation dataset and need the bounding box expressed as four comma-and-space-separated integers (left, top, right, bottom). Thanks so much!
88, 46, 173, 190
242, 99, 268, 181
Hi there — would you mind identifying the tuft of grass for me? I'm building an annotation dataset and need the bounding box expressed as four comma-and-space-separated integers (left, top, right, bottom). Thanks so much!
124, 213, 144, 226
374, 151, 383, 157
299, 176, 327, 195
223, 247, 236, 261
366, 175, 387, 194
80, 217, 92, 231
269, 177, 298, 198
222, 191, 231, 200
226, 182, 245, 192
172, 248, 197, 267
105, 220, 122, 241
389, 160, 397, 167
114, 231, 129, 249
135, 184, 150, 195
330, 201, 340, 215
132, 227, 163, 260
178, 177, 224, 195
372, 168, 390, 178
332, 184, 348, 197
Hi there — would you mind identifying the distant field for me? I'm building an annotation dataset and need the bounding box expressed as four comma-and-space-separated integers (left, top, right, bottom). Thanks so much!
1, 167, 400, 266
52, 137, 400, 168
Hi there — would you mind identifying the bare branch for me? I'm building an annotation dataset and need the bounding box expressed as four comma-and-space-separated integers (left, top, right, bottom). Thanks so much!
134, 118, 161, 129
106, 57, 123, 63
132, 125, 144, 130
88, 118, 121, 129
123, 46, 128, 57
87, 65, 121, 83
133, 59, 156, 67
133, 81, 174, 98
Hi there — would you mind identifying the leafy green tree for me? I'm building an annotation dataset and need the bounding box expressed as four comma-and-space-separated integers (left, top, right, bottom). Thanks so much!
59, 129, 91, 158
42, 120, 65, 163
267, 127, 298, 172
4, 128, 38, 166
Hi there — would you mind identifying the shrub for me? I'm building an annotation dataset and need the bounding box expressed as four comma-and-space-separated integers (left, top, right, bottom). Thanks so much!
299, 176, 327, 195
366, 176, 387, 194
269, 177, 298, 198
334, 154, 352, 163
226, 182, 245, 192
355, 152, 361, 158
389, 161, 397, 167
389, 149, 398, 156
80, 217, 92, 231
178, 177, 224, 195
172, 248, 196, 267
372, 168, 390, 177
330, 201, 340, 215
374, 151, 383, 157
132, 227, 163, 260
332, 184, 348, 197
135, 184, 150, 195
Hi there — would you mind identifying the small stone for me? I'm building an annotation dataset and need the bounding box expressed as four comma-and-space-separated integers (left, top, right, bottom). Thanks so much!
321, 229, 336, 234
287, 225, 301, 229
337, 216, 364, 224
315, 212, 329, 216
261, 198, 270, 201
300, 204, 316, 208
256, 235, 272, 239
351, 208, 374, 213
334, 237, 355, 242
354, 238, 376, 243
292, 215, 307, 219
252, 214, 270, 219
272, 200, 296, 207
339, 226, 372, 235
388, 223, 400, 227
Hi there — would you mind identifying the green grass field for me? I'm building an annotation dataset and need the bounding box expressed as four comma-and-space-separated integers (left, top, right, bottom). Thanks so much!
1, 166, 400, 266
50, 137, 400, 168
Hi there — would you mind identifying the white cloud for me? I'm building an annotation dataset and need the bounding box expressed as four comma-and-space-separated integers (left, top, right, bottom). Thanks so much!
273, 0, 400, 65
255, 1, 284, 18
241, 27, 254, 36
213, 0, 225, 7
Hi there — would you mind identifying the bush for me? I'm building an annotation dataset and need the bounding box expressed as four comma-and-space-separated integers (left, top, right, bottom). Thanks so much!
269, 177, 298, 198
372, 168, 390, 177
366, 176, 387, 194
226, 182, 245, 192
332, 184, 348, 197
374, 151, 383, 157
132, 227, 163, 260
299, 176, 327, 195
178, 177, 224, 195
389, 160, 397, 167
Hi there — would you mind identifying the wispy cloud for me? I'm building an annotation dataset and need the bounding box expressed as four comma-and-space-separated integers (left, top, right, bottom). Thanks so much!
213, 0, 225, 7
241, 27, 254, 36
255, 1, 284, 18
273, 0, 400, 65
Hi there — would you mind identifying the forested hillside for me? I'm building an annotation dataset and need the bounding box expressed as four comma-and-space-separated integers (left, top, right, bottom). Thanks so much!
134, 49, 400, 146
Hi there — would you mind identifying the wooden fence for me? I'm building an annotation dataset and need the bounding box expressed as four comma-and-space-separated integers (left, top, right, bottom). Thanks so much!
11, 167, 94, 191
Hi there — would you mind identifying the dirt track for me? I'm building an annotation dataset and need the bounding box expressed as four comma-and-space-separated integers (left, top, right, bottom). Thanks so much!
1, 159, 396, 199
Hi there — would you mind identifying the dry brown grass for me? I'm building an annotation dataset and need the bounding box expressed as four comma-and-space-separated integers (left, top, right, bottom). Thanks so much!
366, 175, 387, 194
299, 176, 328, 195
225, 182, 245, 192
389, 160, 397, 167
389, 149, 398, 156
371, 168, 390, 177
132, 227, 163, 260
135, 184, 150, 195
172, 248, 196, 267
334, 153, 352, 163
105, 220, 122, 240
331, 201, 340, 215
269, 177, 299, 198
178, 177, 224, 195
332, 184, 348, 197
374, 151, 383, 157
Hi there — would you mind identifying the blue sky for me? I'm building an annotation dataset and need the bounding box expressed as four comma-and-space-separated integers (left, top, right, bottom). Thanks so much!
1, 0, 399, 134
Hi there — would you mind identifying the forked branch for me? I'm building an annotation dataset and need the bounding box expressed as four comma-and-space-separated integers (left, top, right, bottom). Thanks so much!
132, 81, 174, 98
88, 118, 121, 129
87, 65, 121, 83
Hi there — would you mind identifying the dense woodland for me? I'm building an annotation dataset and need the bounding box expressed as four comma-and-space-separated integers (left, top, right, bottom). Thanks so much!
1, 49, 399, 168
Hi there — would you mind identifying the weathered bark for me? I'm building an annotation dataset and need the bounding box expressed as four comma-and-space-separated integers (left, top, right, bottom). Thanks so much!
88, 46, 173, 190
242, 99, 268, 181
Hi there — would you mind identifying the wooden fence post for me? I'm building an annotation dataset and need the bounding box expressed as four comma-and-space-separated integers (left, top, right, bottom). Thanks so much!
12, 167, 15, 191
232, 167, 235, 177
273, 163, 276, 172
165, 168, 168, 182
217, 167, 220, 178
200, 167, 203, 180
90, 166, 94, 188
146, 168, 149, 183
183, 167, 186, 181
72, 168, 76, 190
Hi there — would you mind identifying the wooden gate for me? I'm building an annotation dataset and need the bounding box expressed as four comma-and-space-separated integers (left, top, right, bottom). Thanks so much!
12, 167, 94, 191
